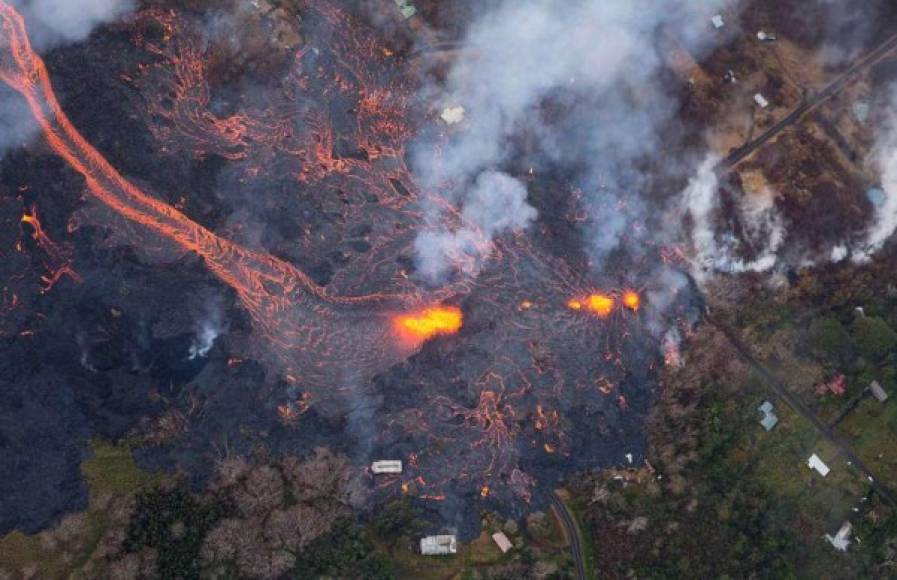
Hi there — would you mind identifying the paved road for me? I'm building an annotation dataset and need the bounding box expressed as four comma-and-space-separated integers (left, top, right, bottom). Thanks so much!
723, 31, 897, 170
707, 314, 897, 509
550, 494, 589, 580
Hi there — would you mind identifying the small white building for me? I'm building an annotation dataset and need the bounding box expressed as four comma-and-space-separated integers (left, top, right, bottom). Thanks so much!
420, 535, 457, 555
492, 531, 513, 553
757, 31, 777, 42
754, 93, 770, 109
808, 454, 831, 477
869, 380, 889, 403
711, 14, 725, 29
371, 460, 403, 474
758, 401, 779, 431
826, 522, 852, 551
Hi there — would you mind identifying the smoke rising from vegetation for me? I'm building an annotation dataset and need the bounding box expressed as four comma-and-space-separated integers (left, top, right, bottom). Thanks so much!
855, 87, 897, 261
676, 155, 785, 281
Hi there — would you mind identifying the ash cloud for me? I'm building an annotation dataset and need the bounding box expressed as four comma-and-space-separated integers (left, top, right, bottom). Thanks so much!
410, 0, 733, 283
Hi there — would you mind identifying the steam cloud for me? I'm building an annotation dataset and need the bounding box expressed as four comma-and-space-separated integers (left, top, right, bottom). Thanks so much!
411, 0, 732, 283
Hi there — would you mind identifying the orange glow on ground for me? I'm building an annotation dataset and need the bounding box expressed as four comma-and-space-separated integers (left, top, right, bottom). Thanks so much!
622, 290, 640, 311
394, 306, 462, 342
587, 294, 615, 317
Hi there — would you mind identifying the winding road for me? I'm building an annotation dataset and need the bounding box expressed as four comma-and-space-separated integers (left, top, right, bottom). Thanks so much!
550, 494, 589, 580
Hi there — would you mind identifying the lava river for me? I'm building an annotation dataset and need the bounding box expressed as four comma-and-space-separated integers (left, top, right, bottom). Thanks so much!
0, 0, 456, 410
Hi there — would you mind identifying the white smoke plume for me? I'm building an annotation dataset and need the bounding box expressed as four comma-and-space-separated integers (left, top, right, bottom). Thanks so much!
680, 155, 721, 280
853, 93, 897, 262
678, 154, 785, 281
0, 0, 135, 160
411, 0, 733, 283
726, 184, 785, 274
414, 171, 537, 281
188, 298, 226, 360
10, 0, 134, 47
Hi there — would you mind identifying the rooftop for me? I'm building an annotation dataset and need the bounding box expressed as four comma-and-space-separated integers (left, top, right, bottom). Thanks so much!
808, 454, 831, 477
421, 535, 457, 555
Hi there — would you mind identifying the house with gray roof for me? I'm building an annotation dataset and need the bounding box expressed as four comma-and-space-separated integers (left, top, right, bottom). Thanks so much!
758, 400, 778, 431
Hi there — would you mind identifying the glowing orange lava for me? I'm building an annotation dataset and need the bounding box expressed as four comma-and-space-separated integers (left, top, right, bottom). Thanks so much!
587, 294, 614, 317
394, 306, 462, 341
0, 1, 439, 394
622, 290, 640, 311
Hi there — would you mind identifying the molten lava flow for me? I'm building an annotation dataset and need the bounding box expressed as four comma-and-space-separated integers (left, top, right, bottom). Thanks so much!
568, 293, 615, 318
587, 294, 615, 317
0, 1, 444, 395
19, 204, 81, 293
393, 306, 462, 342
622, 290, 640, 311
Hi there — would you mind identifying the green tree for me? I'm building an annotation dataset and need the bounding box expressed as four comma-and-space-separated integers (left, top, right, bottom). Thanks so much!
372, 499, 418, 540
294, 518, 394, 580
125, 486, 231, 580
808, 317, 853, 363
851, 316, 897, 361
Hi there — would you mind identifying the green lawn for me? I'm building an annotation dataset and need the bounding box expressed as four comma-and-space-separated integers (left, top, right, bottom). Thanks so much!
837, 397, 897, 490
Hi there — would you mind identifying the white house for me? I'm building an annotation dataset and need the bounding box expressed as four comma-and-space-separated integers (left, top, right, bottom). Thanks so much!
826, 522, 852, 551
754, 93, 770, 109
492, 531, 513, 553
371, 460, 403, 474
808, 454, 830, 477
421, 535, 457, 555
711, 14, 725, 29
440, 106, 465, 125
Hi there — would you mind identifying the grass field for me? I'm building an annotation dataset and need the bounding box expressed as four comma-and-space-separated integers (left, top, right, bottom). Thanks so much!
837, 397, 897, 489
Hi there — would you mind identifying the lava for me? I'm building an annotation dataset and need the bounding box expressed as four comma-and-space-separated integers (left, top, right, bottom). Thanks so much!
622, 290, 641, 311
393, 305, 462, 342
0, 0, 693, 530
568, 293, 615, 318
19, 204, 81, 293
0, 0, 444, 400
